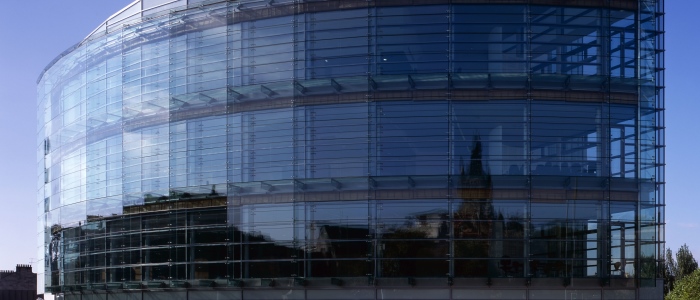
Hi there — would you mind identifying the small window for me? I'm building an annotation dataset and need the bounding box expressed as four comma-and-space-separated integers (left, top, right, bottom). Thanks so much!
44, 138, 50, 155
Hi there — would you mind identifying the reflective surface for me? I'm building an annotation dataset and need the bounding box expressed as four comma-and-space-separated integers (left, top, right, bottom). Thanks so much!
37, 0, 664, 298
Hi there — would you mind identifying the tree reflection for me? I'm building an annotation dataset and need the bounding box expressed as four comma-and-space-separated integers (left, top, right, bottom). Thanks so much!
453, 136, 526, 277
309, 224, 370, 277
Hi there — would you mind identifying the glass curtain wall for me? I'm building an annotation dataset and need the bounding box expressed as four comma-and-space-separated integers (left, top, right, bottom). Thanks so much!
36, 0, 664, 297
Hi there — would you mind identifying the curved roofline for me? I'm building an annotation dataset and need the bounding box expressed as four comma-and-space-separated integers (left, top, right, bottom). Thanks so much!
38, 0, 228, 83
83, 0, 141, 43
37, 0, 176, 83
37, 0, 641, 84
37, 0, 144, 84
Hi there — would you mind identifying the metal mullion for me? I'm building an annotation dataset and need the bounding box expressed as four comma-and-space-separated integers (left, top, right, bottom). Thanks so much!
447, 0, 455, 285
525, 1, 533, 283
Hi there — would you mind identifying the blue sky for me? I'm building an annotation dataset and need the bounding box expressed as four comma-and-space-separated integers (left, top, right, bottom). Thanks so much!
662, 1, 700, 256
0, 0, 134, 270
0, 1, 694, 271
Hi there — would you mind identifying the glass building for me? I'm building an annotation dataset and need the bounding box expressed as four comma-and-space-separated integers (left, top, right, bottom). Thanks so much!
37, 0, 665, 299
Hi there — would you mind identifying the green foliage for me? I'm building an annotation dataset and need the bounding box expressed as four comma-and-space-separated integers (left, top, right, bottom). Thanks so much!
665, 245, 699, 296
666, 248, 678, 294
676, 244, 698, 280
666, 248, 678, 278
666, 269, 700, 300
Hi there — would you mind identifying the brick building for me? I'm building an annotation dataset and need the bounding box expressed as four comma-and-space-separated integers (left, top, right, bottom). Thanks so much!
0, 265, 36, 300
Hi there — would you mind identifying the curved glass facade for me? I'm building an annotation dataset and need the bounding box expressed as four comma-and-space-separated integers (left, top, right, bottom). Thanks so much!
37, 0, 665, 299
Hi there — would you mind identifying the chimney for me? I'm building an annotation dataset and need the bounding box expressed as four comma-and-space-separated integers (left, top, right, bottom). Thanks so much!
15, 264, 32, 273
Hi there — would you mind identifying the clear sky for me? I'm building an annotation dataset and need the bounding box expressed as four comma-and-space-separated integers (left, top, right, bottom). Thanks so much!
0, 1, 695, 271
0, 0, 134, 271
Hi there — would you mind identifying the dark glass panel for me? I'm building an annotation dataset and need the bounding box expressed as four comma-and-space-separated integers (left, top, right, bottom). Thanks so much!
143, 265, 171, 281
246, 261, 295, 278
112, 249, 140, 266
528, 259, 569, 278
307, 104, 368, 178
308, 241, 370, 259
245, 242, 299, 261
378, 200, 449, 239
309, 259, 370, 277
242, 109, 295, 181
193, 228, 229, 244
143, 248, 170, 264
530, 101, 605, 177
309, 201, 370, 225
452, 101, 527, 176
454, 259, 490, 277
610, 201, 636, 222
376, 102, 448, 176
240, 203, 294, 243
381, 240, 449, 259
194, 262, 228, 280
194, 245, 227, 262
494, 256, 527, 278
454, 240, 490, 259
453, 202, 501, 239
453, 6, 526, 74
380, 259, 448, 277
190, 209, 227, 226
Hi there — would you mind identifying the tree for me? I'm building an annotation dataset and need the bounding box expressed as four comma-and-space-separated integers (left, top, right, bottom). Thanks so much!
666, 269, 700, 300
676, 244, 698, 280
666, 248, 678, 294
